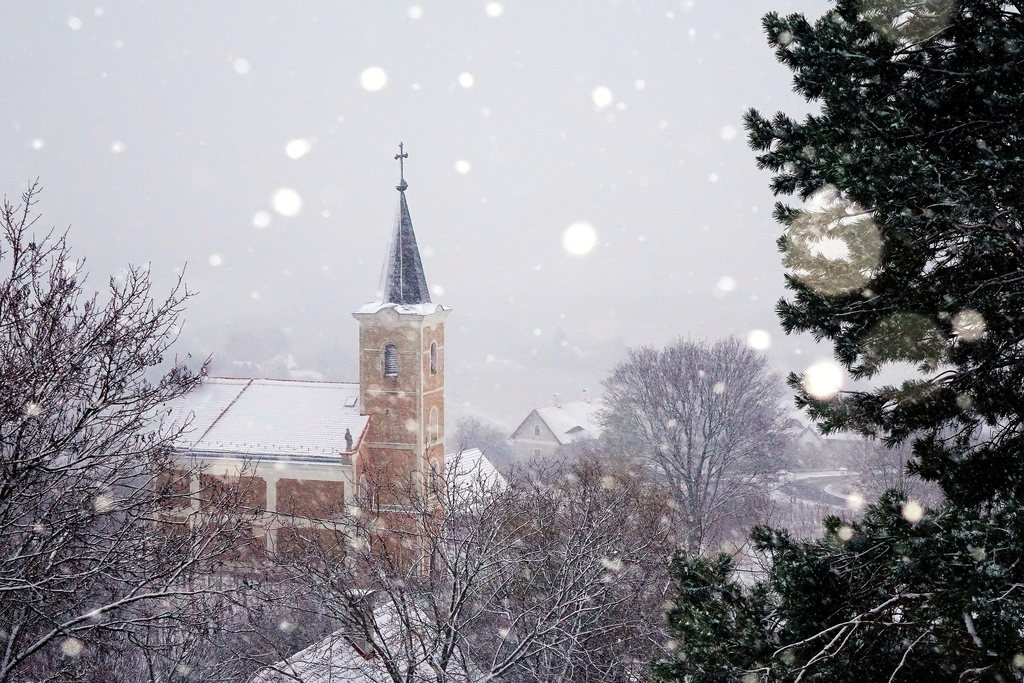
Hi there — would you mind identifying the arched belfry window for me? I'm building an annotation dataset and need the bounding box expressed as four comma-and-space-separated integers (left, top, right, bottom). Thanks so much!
429, 407, 440, 443
383, 343, 399, 377
430, 342, 438, 375
534, 424, 541, 437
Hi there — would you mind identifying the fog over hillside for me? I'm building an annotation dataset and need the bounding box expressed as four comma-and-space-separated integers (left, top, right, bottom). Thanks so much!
1, 0, 833, 428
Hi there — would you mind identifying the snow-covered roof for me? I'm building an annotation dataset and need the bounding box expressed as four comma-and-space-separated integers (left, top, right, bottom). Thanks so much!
445, 448, 506, 491
354, 301, 450, 317
251, 602, 477, 683
534, 400, 604, 445
169, 377, 367, 460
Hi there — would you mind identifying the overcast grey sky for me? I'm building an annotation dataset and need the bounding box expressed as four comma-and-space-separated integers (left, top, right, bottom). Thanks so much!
1, 0, 833, 425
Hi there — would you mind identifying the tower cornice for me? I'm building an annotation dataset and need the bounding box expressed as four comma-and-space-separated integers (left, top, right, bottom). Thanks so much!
353, 302, 452, 326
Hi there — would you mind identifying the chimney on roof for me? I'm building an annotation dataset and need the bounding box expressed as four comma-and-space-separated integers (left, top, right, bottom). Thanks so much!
553, 393, 561, 408
345, 428, 353, 452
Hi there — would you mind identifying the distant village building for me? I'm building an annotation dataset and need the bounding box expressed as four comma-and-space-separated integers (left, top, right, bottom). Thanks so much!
781, 416, 869, 472
170, 149, 455, 552
507, 396, 603, 461
782, 417, 827, 452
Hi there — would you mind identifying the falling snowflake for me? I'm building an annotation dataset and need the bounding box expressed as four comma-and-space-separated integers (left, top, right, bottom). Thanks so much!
232, 57, 251, 75
715, 276, 736, 293
901, 500, 924, 523
285, 138, 312, 159
802, 361, 843, 399
747, 329, 771, 350
454, 160, 471, 174
601, 557, 624, 572
562, 222, 598, 255
952, 309, 986, 342
591, 86, 613, 110
61, 638, 83, 657
360, 66, 388, 91
252, 211, 271, 228
208, 254, 223, 267
271, 188, 302, 217
485, 2, 504, 17
458, 72, 474, 88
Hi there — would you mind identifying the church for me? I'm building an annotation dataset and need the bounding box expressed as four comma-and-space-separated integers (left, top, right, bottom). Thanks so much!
170, 147, 451, 551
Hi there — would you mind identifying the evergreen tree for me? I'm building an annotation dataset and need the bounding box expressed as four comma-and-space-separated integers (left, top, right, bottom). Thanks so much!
655, 2, 1024, 680
750, 0, 1024, 505
657, 497, 1024, 681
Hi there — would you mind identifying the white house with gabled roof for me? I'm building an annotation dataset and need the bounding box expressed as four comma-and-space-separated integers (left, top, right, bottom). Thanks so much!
507, 398, 604, 462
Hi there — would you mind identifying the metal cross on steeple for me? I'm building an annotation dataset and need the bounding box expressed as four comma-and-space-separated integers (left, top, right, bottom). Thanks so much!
395, 142, 409, 191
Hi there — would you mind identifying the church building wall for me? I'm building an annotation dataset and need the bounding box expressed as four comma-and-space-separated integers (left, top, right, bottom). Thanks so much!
355, 308, 448, 505
180, 454, 356, 553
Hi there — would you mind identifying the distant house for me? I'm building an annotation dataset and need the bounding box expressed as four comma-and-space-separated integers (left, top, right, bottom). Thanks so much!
782, 417, 827, 451
507, 399, 603, 461
781, 417, 871, 471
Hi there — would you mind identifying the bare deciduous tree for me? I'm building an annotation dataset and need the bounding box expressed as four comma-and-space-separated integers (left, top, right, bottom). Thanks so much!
255, 453, 673, 683
602, 337, 788, 554
451, 414, 515, 475
855, 439, 943, 508
0, 184, 254, 682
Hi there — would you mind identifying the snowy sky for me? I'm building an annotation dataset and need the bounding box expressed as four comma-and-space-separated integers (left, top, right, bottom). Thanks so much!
1, 0, 833, 425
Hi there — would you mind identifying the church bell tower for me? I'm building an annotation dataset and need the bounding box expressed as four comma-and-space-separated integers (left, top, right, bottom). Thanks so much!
353, 144, 450, 505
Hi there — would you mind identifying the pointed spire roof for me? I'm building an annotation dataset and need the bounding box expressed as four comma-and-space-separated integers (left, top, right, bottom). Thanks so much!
379, 143, 431, 305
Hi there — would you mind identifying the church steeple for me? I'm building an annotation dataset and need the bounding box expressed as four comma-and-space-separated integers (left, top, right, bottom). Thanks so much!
354, 145, 451, 530
379, 143, 431, 305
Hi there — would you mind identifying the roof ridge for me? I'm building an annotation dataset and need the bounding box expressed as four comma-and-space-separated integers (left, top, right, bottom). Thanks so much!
192, 378, 252, 445
205, 376, 359, 386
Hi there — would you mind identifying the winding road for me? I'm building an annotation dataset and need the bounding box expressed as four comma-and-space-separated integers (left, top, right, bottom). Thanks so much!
776, 470, 863, 510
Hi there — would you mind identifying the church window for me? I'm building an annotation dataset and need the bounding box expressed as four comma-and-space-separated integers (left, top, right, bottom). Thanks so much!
429, 407, 439, 443
534, 424, 541, 437
383, 343, 399, 377
430, 342, 438, 375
